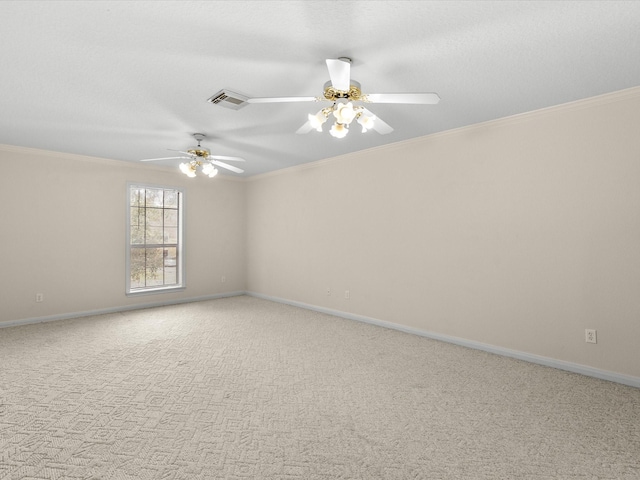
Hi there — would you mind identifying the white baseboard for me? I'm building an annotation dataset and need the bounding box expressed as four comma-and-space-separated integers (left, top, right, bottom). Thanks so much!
246, 291, 640, 389
0, 291, 245, 329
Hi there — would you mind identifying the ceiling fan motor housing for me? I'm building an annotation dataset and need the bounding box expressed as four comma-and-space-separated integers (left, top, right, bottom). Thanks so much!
187, 148, 210, 158
188, 134, 209, 157
322, 80, 364, 102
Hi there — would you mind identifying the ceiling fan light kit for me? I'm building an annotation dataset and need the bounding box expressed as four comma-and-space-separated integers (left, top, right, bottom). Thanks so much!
309, 78, 376, 138
179, 159, 218, 178
308, 100, 375, 138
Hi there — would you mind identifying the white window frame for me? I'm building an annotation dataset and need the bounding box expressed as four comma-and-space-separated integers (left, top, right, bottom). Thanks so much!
126, 182, 185, 295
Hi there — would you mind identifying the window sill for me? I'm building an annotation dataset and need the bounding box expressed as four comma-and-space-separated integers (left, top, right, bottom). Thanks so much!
126, 285, 185, 297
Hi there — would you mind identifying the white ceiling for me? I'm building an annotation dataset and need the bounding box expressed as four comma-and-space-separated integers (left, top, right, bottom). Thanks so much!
2, 1, 640, 177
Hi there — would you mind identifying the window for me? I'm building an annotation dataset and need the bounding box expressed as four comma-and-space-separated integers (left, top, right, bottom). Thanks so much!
126, 184, 184, 294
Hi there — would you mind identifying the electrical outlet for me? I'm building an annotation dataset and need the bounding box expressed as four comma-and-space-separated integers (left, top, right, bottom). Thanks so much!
585, 329, 597, 344
35, 293, 44, 303
326, 288, 331, 296
221, 276, 226, 283
344, 290, 350, 299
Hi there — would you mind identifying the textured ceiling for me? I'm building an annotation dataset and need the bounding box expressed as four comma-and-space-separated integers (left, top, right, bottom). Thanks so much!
1, 1, 640, 177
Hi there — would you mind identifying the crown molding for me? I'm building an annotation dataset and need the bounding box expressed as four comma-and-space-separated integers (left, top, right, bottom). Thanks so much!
0, 143, 245, 182
3, 85, 639, 183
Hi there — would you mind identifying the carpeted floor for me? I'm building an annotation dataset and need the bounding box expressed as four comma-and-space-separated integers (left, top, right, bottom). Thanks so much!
1, 295, 639, 479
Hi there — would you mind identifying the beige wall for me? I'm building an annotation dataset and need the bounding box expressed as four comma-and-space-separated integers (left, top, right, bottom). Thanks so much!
2, 87, 639, 381
0, 146, 246, 325
246, 88, 640, 378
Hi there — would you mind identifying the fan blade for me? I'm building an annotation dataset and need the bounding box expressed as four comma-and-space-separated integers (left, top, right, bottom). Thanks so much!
247, 96, 318, 104
167, 149, 196, 155
326, 58, 350, 91
210, 160, 244, 174
296, 121, 314, 134
361, 108, 394, 135
208, 155, 245, 162
364, 93, 440, 104
140, 156, 190, 162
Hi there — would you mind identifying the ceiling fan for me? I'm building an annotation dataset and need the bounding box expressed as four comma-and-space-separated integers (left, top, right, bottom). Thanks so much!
140, 133, 245, 177
246, 57, 440, 138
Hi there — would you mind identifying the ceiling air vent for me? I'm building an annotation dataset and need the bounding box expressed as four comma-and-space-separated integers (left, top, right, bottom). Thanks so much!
207, 89, 249, 110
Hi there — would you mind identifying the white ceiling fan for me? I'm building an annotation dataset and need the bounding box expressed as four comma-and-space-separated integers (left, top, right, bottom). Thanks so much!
140, 133, 245, 177
246, 57, 440, 138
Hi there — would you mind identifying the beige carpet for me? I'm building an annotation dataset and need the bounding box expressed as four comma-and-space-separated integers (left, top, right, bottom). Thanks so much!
1, 295, 639, 479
